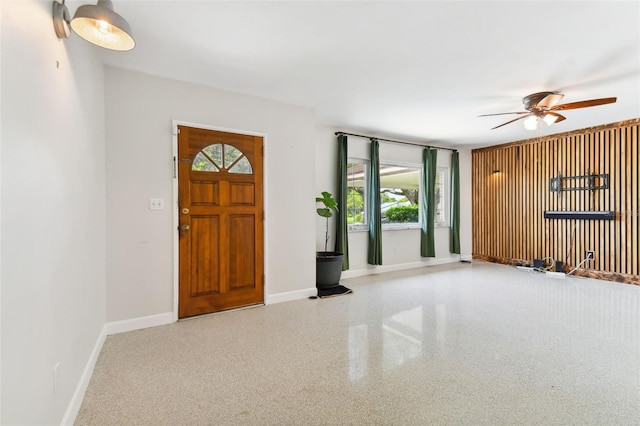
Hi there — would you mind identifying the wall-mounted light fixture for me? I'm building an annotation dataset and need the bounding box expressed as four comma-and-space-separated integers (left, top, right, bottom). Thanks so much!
52, 0, 135, 51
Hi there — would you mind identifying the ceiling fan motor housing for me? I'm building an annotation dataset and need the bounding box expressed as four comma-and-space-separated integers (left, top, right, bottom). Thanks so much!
523, 91, 556, 112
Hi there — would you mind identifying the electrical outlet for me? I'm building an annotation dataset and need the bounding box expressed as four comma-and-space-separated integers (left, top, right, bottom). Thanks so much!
586, 250, 595, 260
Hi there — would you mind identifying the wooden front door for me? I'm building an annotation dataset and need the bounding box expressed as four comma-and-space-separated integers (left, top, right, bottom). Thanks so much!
177, 126, 264, 318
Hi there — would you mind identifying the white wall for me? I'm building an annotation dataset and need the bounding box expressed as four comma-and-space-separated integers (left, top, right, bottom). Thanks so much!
314, 126, 473, 277
314, 126, 339, 250
105, 67, 316, 322
0, 1, 106, 424
458, 148, 473, 257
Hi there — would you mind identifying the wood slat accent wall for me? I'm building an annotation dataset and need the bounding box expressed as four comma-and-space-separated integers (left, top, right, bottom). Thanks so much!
472, 118, 640, 285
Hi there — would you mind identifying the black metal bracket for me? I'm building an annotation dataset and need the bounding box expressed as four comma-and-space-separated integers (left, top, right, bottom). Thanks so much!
550, 172, 609, 193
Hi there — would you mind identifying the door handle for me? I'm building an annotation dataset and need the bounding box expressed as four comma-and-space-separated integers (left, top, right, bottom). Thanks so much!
181, 224, 190, 231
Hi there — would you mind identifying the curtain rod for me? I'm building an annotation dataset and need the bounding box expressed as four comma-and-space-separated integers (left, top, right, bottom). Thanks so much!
335, 131, 457, 152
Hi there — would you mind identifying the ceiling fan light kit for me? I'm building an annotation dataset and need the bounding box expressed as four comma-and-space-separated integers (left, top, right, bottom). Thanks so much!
543, 114, 559, 126
524, 115, 538, 130
480, 91, 617, 131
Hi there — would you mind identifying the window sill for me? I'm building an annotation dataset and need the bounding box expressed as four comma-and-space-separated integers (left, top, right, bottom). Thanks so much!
348, 223, 449, 232
348, 224, 421, 232
384, 224, 421, 231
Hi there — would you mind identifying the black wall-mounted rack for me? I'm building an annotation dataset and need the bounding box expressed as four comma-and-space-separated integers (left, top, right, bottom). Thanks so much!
550, 172, 609, 193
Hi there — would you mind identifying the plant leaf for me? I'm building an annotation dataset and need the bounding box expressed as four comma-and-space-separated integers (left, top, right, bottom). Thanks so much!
317, 208, 332, 218
316, 191, 338, 217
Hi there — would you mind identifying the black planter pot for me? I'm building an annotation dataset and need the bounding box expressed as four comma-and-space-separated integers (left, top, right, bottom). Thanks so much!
316, 251, 344, 289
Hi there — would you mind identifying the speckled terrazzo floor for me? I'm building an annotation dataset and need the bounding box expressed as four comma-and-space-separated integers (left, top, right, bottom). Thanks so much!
75, 261, 640, 425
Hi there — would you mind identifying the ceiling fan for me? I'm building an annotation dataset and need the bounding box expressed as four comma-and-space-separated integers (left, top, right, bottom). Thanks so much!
479, 91, 617, 130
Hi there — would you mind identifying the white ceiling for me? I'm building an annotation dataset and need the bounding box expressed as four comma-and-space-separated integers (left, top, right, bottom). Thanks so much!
99, 1, 640, 148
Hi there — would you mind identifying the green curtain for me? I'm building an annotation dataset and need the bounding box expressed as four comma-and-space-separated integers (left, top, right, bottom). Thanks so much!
335, 134, 350, 270
421, 148, 438, 257
450, 151, 461, 254
367, 138, 383, 265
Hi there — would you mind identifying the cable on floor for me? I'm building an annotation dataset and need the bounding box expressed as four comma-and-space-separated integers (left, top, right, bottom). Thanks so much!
567, 256, 590, 275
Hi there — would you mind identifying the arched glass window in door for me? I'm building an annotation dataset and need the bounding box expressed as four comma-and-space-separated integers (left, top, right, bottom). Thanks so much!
192, 144, 253, 174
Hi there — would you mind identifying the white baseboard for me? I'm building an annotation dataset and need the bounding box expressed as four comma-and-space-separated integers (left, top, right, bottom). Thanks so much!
341, 256, 463, 280
60, 326, 107, 426
61, 312, 175, 425
105, 312, 174, 335
265, 287, 317, 304
461, 254, 473, 262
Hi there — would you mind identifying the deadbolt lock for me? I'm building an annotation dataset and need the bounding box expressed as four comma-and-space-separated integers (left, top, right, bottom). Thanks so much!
181, 208, 190, 214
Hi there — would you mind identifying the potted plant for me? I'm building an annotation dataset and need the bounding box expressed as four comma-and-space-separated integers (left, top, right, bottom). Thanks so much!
316, 191, 344, 289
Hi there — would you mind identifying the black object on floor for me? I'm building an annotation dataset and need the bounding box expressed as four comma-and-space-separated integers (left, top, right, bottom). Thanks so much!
318, 285, 352, 299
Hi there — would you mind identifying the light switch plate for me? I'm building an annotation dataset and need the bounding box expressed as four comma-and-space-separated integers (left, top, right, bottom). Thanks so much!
149, 198, 165, 210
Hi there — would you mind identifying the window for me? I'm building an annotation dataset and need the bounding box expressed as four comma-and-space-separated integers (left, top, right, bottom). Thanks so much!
347, 161, 367, 229
347, 160, 422, 230
380, 163, 420, 227
192, 144, 252, 174
347, 160, 449, 231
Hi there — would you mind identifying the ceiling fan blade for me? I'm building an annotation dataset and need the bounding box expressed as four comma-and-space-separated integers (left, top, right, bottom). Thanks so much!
490, 114, 532, 130
550, 97, 617, 111
537, 93, 564, 108
478, 111, 529, 117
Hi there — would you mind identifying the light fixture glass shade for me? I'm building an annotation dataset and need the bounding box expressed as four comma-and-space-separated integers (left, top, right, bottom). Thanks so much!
70, 0, 135, 51
524, 115, 538, 130
543, 114, 558, 126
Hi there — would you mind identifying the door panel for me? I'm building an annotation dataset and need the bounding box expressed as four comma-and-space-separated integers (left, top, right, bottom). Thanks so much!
189, 215, 220, 296
191, 181, 219, 205
229, 215, 255, 289
178, 126, 264, 318
229, 183, 254, 205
